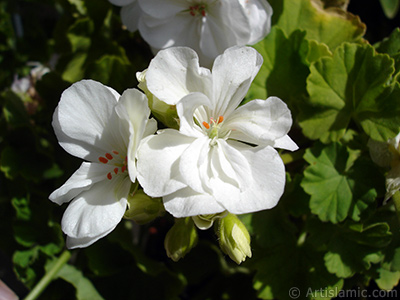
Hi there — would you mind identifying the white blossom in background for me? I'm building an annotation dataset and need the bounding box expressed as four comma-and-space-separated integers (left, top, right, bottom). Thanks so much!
49, 80, 156, 248
109, 0, 273, 66
137, 46, 298, 218
11, 62, 50, 95
369, 133, 400, 201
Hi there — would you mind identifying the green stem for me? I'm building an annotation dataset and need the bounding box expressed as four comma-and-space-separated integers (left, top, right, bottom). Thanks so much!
392, 191, 400, 222
24, 250, 71, 300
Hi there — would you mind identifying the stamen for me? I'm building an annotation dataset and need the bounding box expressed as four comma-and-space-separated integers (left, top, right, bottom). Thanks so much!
107, 172, 112, 180
203, 121, 210, 129
217, 116, 224, 124
112, 150, 119, 155
114, 168, 119, 175
121, 165, 126, 173
105, 153, 113, 160
99, 157, 108, 164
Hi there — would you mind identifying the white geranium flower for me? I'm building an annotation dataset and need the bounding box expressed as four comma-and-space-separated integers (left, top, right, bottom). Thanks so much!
137, 46, 298, 217
109, 0, 272, 66
49, 80, 156, 248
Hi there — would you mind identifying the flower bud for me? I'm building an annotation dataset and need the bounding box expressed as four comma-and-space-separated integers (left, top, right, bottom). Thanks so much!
217, 213, 252, 264
136, 70, 179, 129
164, 217, 198, 262
192, 211, 228, 230
124, 189, 164, 224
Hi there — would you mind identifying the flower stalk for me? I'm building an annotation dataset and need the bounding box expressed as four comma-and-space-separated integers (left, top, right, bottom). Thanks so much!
24, 250, 71, 300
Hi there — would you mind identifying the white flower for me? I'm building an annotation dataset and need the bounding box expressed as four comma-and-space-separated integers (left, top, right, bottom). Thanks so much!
369, 133, 400, 201
137, 46, 298, 218
109, 0, 272, 67
49, 80, 156, 248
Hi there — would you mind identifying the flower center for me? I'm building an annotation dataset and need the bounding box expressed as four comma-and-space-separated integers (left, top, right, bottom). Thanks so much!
202, 116, 225, 142
98, 150, 128, 180
188, 3, 207, 17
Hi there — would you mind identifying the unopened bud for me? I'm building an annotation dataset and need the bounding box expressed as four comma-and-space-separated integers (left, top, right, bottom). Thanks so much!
217, 213, 252, 264
137, 70, 179, 129
164, 217, 198, 262
124, 189, 164, 224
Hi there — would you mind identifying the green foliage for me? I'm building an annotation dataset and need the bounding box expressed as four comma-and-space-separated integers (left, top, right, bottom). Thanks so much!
1, 0, 400, 299
268, 0, 366, 50
302, 142, 381, 223
300, 43, 400, 142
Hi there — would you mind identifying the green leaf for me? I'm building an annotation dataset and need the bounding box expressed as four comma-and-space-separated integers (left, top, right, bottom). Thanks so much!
376, 262, 400, 290
13, 247, 40, 288
302, 143, 380, 223
299, 43, 400, 142
302, 143, 352, 223
269, 0, 365, 50
308, 219, 391, 279
375, 28, 400, 83
48, 262, 104, 300
375, 28, 400, 57
248, 27, 310, 112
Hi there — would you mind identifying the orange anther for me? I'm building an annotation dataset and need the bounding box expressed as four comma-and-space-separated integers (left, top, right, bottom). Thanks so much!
107, 172, 112, 180
112, 150, 119, 155
217, 116, 224, 124
105, 153, 113, 160
99, 157, 108, 164
203, 121, 210, 129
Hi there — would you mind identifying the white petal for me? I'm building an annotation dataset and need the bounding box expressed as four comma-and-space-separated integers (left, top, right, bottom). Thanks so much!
61, 176, 131, 248
120, 1, 142, 32
214, 139, 253, 191
115, 88, 154, 182
225, 97, 296, 149
138, 0, 187, 19
163, 187, 225, 217
52, 80, 120, 161
176, 92, 212, 138
179, 136, 211, 194
273, 135, 299, 151
238, 0, 273, 44
49, 162, 113, 205
211, 46, 263, 117
221, 145, 285, 214
199, 0, 250, 61
145, 47, 212, 105
137, 129, 193, 197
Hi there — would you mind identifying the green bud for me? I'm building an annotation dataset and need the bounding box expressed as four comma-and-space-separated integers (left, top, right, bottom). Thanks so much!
164, 217, 198, 262
124, 189, 164, 225
192, 211, 228, 230
137, 70, 179, 129
217, 213, 252, 264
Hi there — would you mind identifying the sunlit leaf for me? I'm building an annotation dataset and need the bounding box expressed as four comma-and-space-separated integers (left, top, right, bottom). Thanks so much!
269, 0, 365, 50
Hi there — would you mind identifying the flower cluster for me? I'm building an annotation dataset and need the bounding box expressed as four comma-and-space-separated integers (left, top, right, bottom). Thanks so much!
50, 46, 297, 263
50, 1, 297, 264
108, 0, 273, 66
